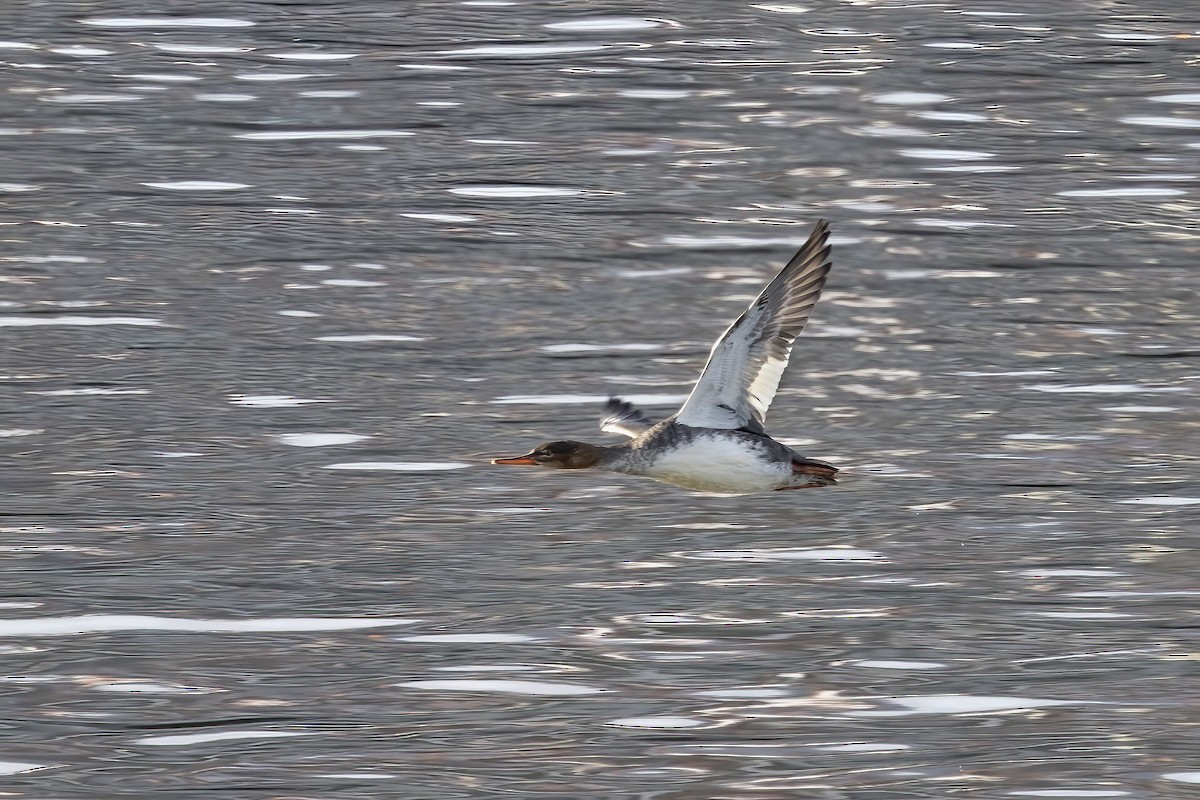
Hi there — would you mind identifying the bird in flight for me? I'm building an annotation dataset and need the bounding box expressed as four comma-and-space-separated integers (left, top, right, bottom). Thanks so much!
493, 219, 837, 495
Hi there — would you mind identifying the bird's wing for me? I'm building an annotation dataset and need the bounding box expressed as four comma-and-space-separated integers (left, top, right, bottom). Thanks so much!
599, 397, 655, 438
674, 219, 832, 432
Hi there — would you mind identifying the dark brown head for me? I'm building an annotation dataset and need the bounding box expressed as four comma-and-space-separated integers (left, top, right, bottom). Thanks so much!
491, 440, 604, 470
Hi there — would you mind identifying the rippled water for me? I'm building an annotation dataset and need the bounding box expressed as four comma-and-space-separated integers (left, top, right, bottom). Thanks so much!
2, 1, 1198, 797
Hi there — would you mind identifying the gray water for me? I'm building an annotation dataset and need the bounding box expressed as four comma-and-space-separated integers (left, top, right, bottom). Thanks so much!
2, 0, 1198, 796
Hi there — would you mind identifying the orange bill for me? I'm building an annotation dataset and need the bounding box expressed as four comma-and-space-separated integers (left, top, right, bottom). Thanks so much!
491, 454, 538, 465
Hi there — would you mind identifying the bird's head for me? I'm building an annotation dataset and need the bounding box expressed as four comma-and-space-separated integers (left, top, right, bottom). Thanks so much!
491, 441, 603, 470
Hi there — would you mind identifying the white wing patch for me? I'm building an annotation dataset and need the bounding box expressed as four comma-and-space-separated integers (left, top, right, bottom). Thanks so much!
675, 220, 832, 431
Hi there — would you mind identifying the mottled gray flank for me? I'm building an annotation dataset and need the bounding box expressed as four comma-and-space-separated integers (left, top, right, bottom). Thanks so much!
1, 0, 1198, 797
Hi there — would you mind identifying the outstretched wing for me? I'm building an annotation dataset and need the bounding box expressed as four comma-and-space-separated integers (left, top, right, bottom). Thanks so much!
600, 397, 655, 438
674, 219, 832, 432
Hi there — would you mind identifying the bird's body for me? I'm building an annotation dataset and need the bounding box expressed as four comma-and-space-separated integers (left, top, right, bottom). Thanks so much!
573, 414, 834, 493
493, 220, 838, 495
612, 421, 835, 494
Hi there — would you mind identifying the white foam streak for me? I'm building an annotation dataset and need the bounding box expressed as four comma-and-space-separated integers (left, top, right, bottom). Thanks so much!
234, 130, 414, 141
0, 315, 162, 327
81, 17, 255, 27
324, 462, 470, 471
137, 731, 315, 746
398, 679, 606, 696
0, 615, 416, 636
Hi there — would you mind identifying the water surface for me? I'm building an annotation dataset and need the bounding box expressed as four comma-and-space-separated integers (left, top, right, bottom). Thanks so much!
1, 0, 1197, 797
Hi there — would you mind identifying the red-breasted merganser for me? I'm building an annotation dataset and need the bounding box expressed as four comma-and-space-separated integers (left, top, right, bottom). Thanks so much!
492, 219, 838, 495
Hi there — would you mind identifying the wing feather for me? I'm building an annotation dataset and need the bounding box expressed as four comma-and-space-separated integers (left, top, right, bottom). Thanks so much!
599, 397, 655, 438
674, 219, 832, 431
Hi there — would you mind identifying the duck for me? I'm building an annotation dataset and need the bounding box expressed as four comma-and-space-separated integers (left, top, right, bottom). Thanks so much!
492, 219, 838, 495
